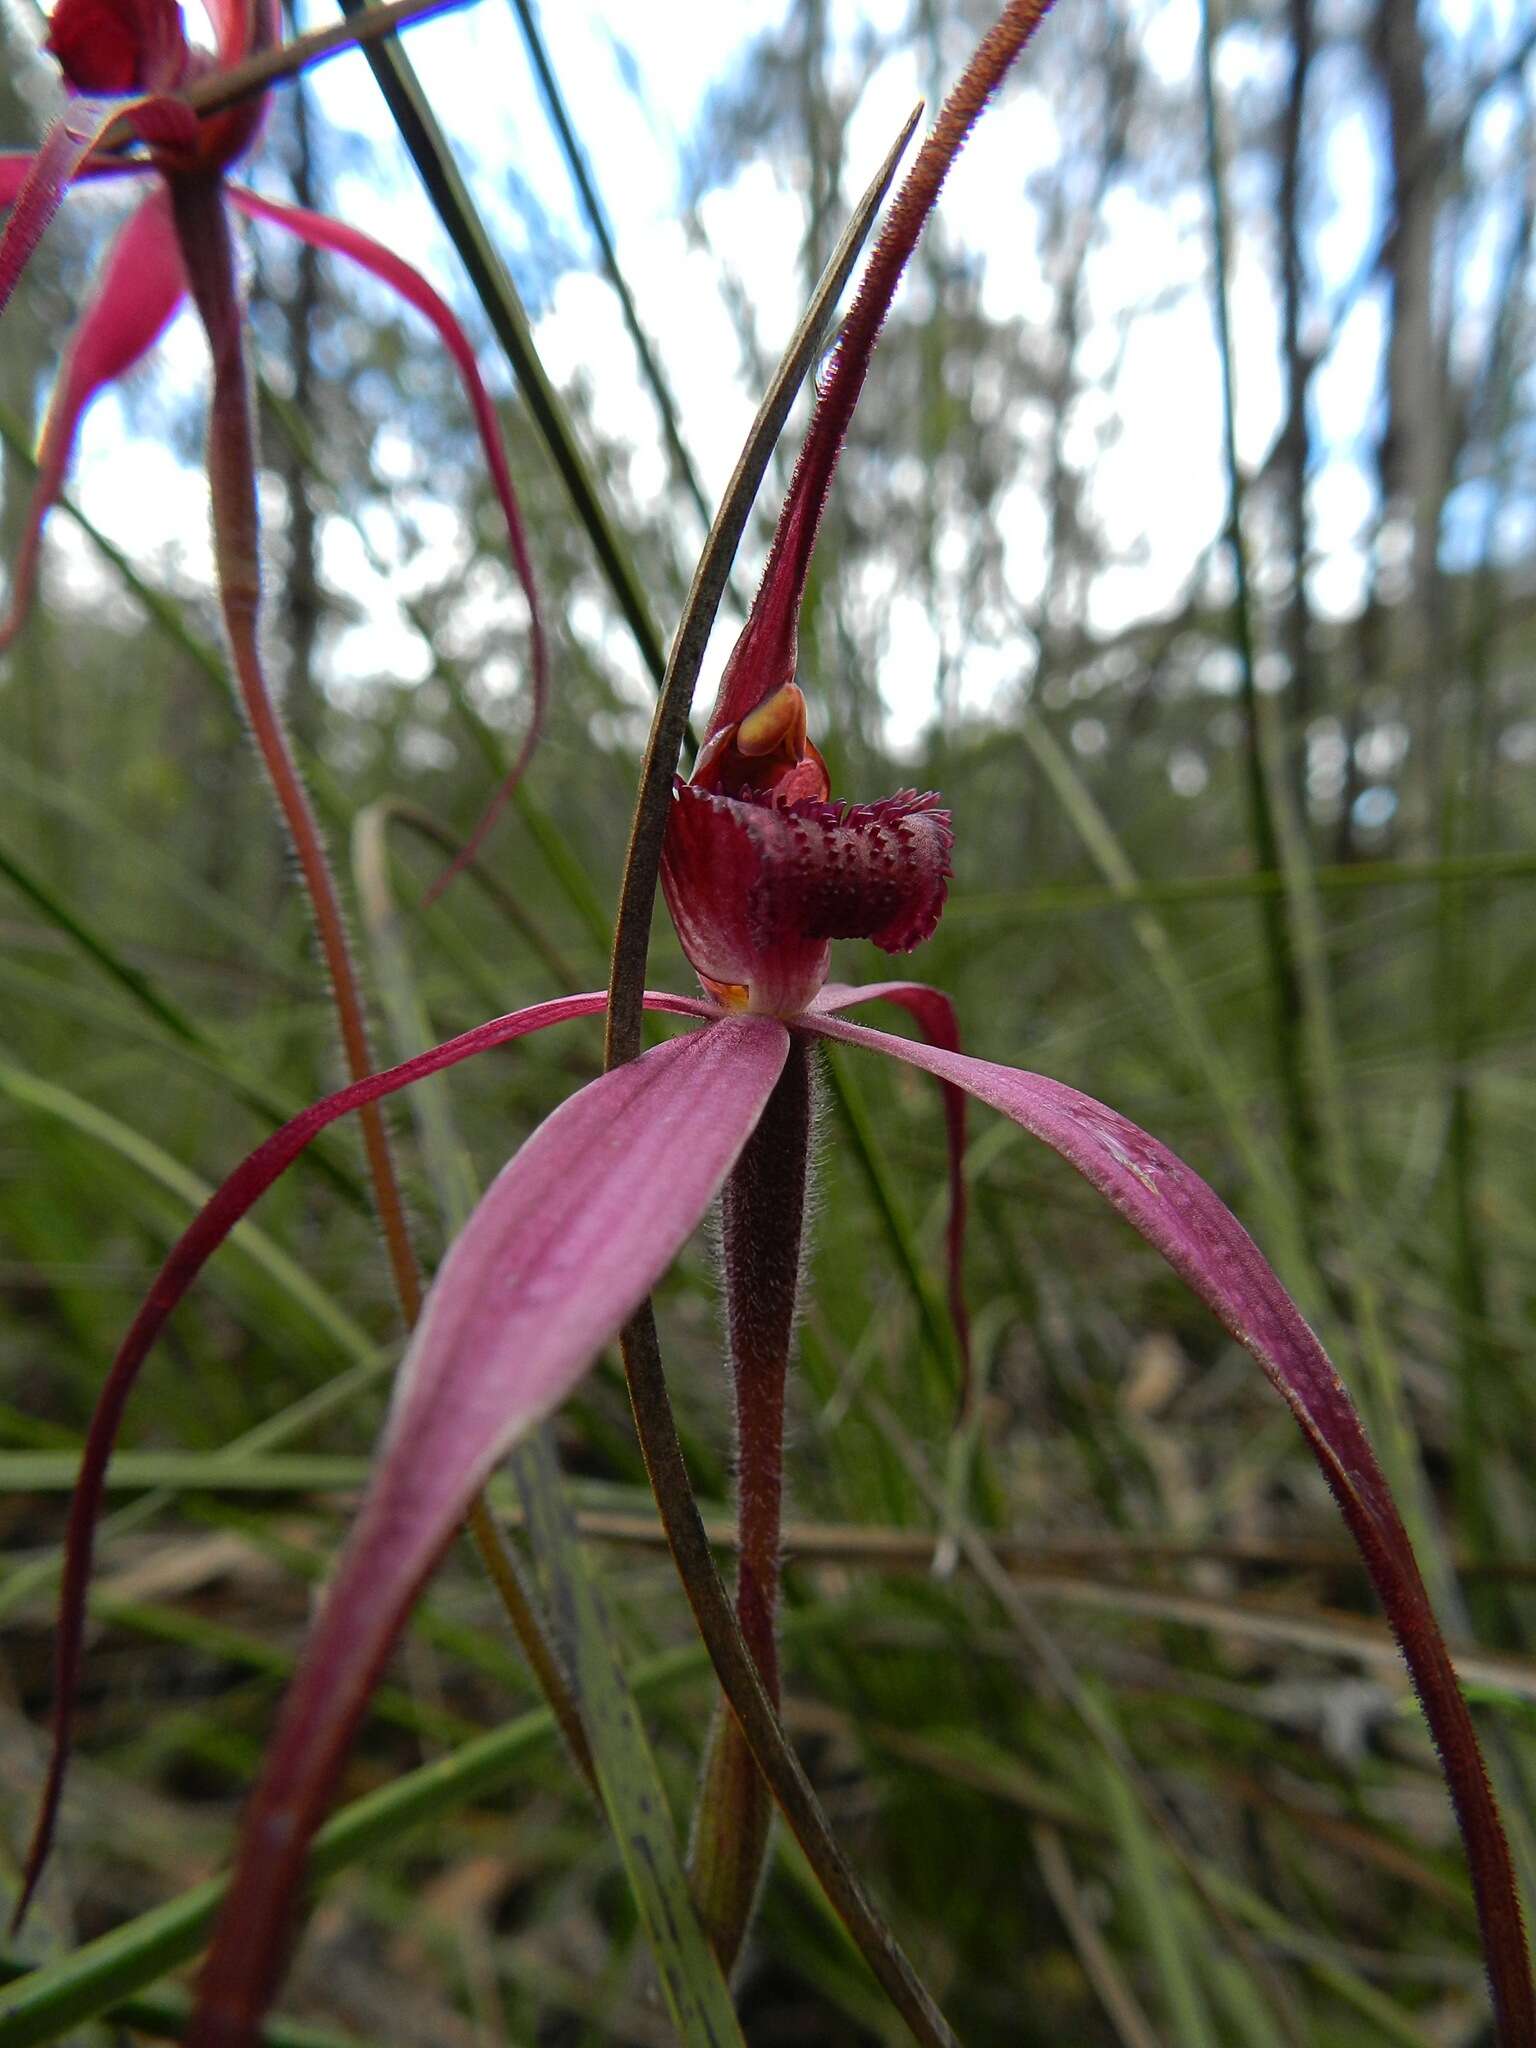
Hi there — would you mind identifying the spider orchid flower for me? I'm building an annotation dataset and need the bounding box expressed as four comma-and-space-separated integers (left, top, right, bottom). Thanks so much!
0, 0, 545, 847
10, 3, 1532, 2043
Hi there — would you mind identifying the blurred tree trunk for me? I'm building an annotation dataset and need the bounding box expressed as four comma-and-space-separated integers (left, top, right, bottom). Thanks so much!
1369, 0, 1456, 849
276, 34, 325, 758
1276, 0, 1316, 822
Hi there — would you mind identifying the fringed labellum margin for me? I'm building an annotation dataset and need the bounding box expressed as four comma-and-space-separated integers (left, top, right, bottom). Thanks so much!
661, 684, 954, 1017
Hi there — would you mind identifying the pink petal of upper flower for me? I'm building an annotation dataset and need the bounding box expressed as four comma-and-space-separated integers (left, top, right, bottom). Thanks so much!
801, 1009, 1534, 2044
1, 188, 185, 652
46, 0, 189, 93
0, 97, 128, 319
1, 156, 40, 206
203, 0, 269, 65
186, 1013, 789, 2048
662, 783, 953, 1017
813, 981, 971, 1391
230, 186, 547, 891
11, 988, 721, 1935
0, 154, 151, 204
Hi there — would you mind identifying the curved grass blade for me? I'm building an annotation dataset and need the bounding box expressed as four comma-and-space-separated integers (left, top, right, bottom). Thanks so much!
335, 0, 670, 691
0, 833, 367, 1208
0, 1059, 376, 1374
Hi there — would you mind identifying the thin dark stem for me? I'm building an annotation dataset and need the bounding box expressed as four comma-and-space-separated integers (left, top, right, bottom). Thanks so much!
170, 176, 593, 1797
504, 0, 712, 534
1197, 0, 1317, 1206
617, 1304, 958, 2048
337, 0, 671, 693
690, 1040, 814, 1967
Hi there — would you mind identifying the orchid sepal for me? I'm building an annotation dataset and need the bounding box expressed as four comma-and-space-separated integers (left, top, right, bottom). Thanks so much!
799, 1008, 1535, 2043
187, 1014, 791, 2044
11, 989, 721, 1934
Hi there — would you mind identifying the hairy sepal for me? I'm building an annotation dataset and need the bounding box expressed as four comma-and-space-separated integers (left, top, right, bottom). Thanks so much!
802, 1010, 1534, 2044
2, 189, 185, 649
186, 1014, 789, 2047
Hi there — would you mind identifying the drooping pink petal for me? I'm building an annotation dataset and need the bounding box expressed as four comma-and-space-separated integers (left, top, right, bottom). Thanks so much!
187, 1014, 788, 2048
11, 987, 721, 1934
1, 188, 185, 651
0, 155, 149, 203
184, 0, 279, 180
812, 981, 971, 1391
802, 1010, 1534, 2043
203, 0, 274, 66
229, 185, 547, 892
0, 98, 126, 318
706, 0, 1055, 741
0, 93, 195, 321
662, 783, 953, 1017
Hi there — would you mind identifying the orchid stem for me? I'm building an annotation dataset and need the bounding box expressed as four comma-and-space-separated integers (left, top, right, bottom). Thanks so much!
170, 172, 425, 1324
689, 1036, 814, 1969
617, 1304, 958, 2048
170, 187, 407, 1284
170, 176, 588, 1764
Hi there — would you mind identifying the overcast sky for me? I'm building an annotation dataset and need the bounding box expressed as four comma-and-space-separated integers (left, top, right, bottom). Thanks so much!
16, 0, 1534, 747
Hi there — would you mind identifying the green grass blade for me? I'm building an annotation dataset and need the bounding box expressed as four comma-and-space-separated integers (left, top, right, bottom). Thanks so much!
336, 0, 672, 695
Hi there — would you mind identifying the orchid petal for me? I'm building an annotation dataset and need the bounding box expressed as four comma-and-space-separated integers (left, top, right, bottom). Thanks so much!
187, 1014, 788, 2045
0, 94, 195, 321
12, 988, 720, 1933
0, 99, 124, 319
204, 0, 272, 65
662, 783, 953, 1017
801, 1010, 1533, 2042
0, 156, 39, 206
813, 981, 971, 1387
1, 189, 185, 651
0, 155, 151, 203
230, 185, 547, 891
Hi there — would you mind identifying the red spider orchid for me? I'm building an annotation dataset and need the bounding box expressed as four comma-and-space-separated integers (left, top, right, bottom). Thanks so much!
8, 2, 1533, 2044
0, 0, 545, 851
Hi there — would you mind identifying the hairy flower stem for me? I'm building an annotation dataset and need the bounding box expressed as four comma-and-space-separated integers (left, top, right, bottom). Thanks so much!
170, 173, 423, 1320
168, 174, 589, 1766
690, 1036, 814, 1970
